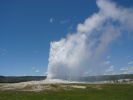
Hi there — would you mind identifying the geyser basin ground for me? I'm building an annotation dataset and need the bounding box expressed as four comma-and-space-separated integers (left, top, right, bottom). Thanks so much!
0, 78, 132, 92
0, 83, 133, 100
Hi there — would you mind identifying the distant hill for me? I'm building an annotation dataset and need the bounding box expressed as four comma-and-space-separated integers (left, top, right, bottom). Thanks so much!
0, 74, 133, 83
79, 74, 133, 82
0, 76, 46, 83
59, 74, 133, 82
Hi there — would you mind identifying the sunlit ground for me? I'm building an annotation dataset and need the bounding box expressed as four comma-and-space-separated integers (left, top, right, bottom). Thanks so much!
0, 84, 133, 100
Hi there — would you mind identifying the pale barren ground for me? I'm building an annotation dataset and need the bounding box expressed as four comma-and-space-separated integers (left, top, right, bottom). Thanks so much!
0, 80, 88, 92
0, 81, 133, 100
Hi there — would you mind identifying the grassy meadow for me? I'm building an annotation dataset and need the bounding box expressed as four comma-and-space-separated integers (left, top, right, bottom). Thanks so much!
0, 84, 133, 100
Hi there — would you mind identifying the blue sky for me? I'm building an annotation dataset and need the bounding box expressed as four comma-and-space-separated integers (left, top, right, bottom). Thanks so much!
0, 0, 133, 76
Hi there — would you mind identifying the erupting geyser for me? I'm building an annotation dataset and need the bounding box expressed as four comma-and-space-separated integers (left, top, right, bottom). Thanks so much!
47, 0, 133, 81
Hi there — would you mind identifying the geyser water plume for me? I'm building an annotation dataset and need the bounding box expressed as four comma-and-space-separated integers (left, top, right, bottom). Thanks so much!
47, 0, 133, 80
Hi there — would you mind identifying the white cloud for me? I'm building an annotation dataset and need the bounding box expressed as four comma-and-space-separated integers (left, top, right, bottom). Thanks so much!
50, 18, 54, 23
120, 66, 133, 74
47, 0, 133, 80
35, 69, 40, 73
23, 74, 27, 76
128, 61, 133, 65
104, 60, 111, 65
106, 65, 114, 72
120, 67, 128, 71
0, 48, 7, 56
60, 19, 70, 24
32, 67, 40, 73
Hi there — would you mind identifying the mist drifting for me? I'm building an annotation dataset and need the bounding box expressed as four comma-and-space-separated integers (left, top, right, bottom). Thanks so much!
47, 0, 133, 80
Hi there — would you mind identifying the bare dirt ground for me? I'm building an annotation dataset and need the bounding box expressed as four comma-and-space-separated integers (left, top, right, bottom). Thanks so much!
0, 80, 89, 92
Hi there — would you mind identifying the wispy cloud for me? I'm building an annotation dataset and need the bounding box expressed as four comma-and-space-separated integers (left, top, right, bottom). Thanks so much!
50, 18, 54, 23
104, 60, 111, 65
32, 66, 40, 73
60, 19, 70, 24
120, 67, 128, 71
120, 66, 133, 74
0, 48, 7, 56
106, 65, 114, 72
35, 69, 40, 73
128, 61, 133, 65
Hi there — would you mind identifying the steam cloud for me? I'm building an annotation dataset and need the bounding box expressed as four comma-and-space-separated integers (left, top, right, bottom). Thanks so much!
47, 0, 133, 80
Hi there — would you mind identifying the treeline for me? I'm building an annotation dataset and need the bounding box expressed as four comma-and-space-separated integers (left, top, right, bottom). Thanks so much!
0, 74, 133, 83
0, 76, 46, 83
79, 74, 133, 82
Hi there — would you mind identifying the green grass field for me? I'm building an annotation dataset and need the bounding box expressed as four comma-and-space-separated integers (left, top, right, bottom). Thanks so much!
0, 84, 133, 100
